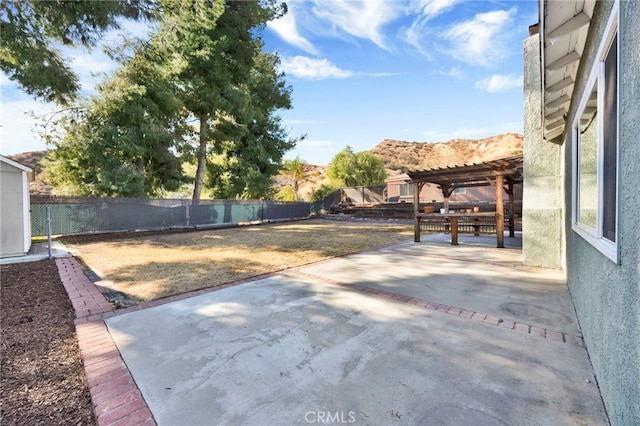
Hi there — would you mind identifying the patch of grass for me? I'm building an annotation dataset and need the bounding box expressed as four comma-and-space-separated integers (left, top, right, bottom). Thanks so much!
67, 219, 412, 303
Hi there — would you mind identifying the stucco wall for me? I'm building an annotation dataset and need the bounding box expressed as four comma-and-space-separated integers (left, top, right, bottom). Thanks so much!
563, 1, 640, 424
522, 33, 565, 269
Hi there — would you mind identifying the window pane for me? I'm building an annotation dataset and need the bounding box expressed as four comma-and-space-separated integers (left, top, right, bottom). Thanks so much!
602, 34, 617, 242
399, 184, 414, 197
578, 82, 598, 228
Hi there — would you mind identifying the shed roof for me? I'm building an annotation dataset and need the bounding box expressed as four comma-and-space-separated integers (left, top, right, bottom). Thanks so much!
0, 155, 33, 173
406, 155, 523, 189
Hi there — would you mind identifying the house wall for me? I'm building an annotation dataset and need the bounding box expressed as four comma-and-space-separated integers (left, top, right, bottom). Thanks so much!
0, 161, 30, 257
522, 33, 565, 269
387, 179, 520, 205
561, 1, 640, 423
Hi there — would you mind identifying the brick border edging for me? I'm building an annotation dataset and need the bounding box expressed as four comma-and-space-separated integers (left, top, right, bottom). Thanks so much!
56, 258, 156, 426
290, 269, 585, 348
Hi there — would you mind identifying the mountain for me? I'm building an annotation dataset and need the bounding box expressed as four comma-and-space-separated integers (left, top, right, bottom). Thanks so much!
6, 151, 53, 196
370, 133, 523, 172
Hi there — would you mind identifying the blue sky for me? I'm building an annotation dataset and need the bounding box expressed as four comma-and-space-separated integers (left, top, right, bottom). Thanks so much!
0, 0, 538, 166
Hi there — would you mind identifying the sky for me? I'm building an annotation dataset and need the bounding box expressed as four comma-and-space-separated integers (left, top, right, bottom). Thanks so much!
0, 0, 539, 166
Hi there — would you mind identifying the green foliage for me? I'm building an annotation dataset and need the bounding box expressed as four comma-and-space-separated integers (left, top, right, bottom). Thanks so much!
275, 186, 296, 202
151, 0, 295, 202
202, 50, 300, 200
310, 182, 341, 202
0, 0, 157, 104
327, 146, 387, 187
280, 156, 306, 200
42, 0, 299, 200
47, 0, 298, 202
43, 36, 187, 197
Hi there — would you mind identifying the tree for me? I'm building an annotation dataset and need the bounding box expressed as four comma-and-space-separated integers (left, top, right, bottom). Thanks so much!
327, 146, 387, 187
310, 182, 341, 202
43, 35, 187, 197
43, 0, 296, 200
280, 156, 306, 200
151, 0, 290, 203
0, 0, 157, 104
45, 22, 188, 197
205, 51, 301, 199
42, 0, 299, 199
275, 186, 296, 201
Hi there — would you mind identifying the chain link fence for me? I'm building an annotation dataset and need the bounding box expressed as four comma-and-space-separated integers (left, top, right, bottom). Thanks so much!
31, 196, 311, 237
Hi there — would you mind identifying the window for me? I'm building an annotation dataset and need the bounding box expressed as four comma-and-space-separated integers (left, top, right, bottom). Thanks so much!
399, 183, 413, 197
572, 4, 618, 262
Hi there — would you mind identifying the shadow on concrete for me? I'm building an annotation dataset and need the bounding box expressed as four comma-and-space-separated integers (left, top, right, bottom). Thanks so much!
104, 236, 608, 425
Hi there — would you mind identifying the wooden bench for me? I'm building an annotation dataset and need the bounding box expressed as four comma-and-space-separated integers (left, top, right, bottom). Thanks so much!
417, 213, 499, 245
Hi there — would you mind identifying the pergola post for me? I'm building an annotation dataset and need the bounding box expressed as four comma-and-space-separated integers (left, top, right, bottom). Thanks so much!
508, 181, 515, 237
413, 181, 421, 242
441, 185, 451, 213
495, 174, 505, 248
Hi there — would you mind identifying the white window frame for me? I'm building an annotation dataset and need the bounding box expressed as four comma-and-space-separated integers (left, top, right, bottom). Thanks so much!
399, 183, 414, 197
571, 2, 619, 263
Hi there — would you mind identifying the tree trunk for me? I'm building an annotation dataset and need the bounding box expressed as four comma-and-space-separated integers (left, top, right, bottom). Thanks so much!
192, 114, 209, 205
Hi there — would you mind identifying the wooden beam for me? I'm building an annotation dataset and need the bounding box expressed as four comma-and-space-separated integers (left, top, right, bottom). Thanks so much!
545, 108, 567, 121
495, 175, 505, 248
413, 181, 421, 242
508, 181, 515, 238
547, 12, 591, 40
546, 77, 574, 93
451, 216, 459, 245
546, 51, 580, 71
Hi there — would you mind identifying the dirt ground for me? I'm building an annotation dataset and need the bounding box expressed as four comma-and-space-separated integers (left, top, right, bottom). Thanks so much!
64, 219, 413, 303
1, 259, 95, 425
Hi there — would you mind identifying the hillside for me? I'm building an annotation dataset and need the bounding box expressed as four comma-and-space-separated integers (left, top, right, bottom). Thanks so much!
288, 133, 523, 200
8, 133, 523, 199
370, 133, 523, 172
6, 151, 53, 196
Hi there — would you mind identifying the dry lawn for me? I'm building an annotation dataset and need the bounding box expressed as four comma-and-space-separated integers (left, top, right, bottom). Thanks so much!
67, 219, 412, 303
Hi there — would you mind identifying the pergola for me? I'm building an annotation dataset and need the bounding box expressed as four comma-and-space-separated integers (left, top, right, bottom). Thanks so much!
407, 155, 524, 248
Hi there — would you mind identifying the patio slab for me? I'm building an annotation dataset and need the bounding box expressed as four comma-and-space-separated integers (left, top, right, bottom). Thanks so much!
301, 236, 577, 335
104, 238, 607, 425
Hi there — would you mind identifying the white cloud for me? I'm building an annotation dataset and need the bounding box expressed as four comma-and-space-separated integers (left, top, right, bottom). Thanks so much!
441, 7, 516, 66
280, 56, 354, 80
410, 0, 461, 19
438, 67, 464, 78
475, 74, 523, 92
0, 95, 56, 155
267, 5, 318, 55
279, 56, 399, 80
310, 0, 402, 50
403, 0, 461, 58
70, 53, 118, 92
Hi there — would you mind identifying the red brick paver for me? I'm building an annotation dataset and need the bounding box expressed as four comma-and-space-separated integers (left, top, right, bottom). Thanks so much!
291, 269, 583, 347
55, 258, 156, 426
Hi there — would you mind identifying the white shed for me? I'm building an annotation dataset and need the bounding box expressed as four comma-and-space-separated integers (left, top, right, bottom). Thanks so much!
1, 155, 33, 257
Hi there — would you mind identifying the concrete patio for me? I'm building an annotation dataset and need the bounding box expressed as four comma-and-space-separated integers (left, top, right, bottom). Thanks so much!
103, 233, 608, 425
